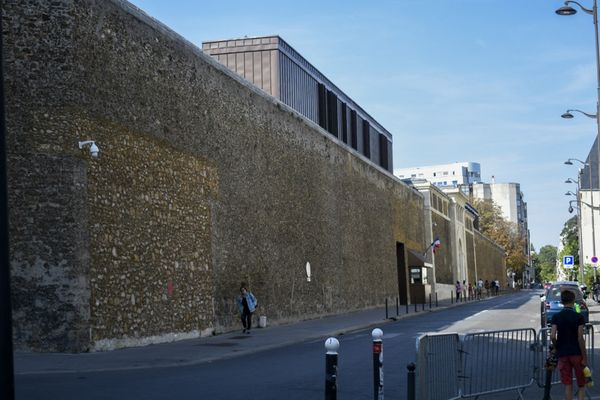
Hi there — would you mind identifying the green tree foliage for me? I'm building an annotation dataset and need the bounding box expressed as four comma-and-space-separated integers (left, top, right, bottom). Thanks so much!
534, 245, 557, 283
558, 216, 581, 282
472, 198, 528, 274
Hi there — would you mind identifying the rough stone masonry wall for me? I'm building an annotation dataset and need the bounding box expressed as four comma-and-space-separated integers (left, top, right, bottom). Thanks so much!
5, 0, 425, 352
474, 231, 506, 288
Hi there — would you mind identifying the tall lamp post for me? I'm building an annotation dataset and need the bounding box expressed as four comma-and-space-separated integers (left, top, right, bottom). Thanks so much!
566, 158, 597, 279
557, 0, 600, 278
568, 196, 586, 282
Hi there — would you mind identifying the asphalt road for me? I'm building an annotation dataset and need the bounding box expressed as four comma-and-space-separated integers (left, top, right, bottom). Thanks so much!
15, 291, 567, 400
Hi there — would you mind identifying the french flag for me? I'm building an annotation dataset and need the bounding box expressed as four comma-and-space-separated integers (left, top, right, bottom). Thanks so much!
432, 238, 441, 253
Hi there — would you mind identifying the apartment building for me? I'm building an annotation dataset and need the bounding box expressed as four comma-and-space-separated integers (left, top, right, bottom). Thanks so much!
395, 162, 481, 188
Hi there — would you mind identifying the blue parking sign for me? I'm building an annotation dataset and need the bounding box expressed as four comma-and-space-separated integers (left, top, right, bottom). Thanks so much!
563, 255, 574, 268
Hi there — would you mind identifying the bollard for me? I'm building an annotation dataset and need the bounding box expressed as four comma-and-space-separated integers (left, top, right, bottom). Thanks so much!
407, 362, 416, 400
372, 328, 384, 400
385, 298, 388, 319
325, 337, 339, 400
396, 297, 399, 316
422, 302, 425, 311
429, 293, 432, 309
451, 291, 454, 304
405, 302, 409, 314
435, 292, 438, 307
414, 302, 417, 312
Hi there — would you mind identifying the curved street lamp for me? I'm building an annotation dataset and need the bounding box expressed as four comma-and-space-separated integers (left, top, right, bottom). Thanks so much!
562, 109, 598, 119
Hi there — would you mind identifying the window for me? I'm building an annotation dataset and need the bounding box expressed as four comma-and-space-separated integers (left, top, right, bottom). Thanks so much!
443, 171, 449, 176
362, 120, 370, 158
341, 103, 348, 144
350, 109, 358, 150
326, 90, 338, 137
433, 172, 436, 177
318, 83, 327, 129
411, 174, 417, 178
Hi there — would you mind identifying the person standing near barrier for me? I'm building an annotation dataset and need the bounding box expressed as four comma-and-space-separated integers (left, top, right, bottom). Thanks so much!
550, 289, 587, 400
455, 281, 462, 302
477, 278, 483, 299
238, 284, 258, 334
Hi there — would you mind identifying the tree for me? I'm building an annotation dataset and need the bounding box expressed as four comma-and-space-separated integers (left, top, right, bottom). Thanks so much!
536, 245, 558, 282
473, 199, 528, 274
559, 216, 580, 281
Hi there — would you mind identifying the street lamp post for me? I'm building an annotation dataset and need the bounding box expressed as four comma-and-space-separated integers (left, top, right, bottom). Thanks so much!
558, 0, 600, 281
567, 168, 586, 282
568, 194, 586, 282
567, 158, 597, 281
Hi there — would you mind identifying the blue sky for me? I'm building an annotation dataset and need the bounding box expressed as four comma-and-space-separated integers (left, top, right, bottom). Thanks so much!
129, 0, 600, 250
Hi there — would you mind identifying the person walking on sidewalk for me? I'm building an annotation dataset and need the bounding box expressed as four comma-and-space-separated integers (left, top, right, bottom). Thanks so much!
238, 284, 258, 334
455, 281, 462, 302
550, 289, 587, 400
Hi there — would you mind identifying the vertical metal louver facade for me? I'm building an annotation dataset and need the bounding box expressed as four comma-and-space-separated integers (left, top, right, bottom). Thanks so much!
202, 35, 393, 172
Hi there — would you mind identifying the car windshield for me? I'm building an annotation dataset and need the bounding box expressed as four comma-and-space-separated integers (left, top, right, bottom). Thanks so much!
546, 285, 583, 302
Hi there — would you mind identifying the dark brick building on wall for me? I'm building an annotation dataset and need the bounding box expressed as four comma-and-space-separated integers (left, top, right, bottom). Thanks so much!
202, 36, 393, 173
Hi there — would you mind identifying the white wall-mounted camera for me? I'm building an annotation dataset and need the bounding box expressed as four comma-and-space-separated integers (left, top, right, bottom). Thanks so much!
78, 140, 100, 158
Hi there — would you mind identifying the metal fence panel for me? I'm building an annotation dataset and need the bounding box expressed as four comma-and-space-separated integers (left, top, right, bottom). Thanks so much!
416, 333, 461, 400
460, 328, 537, 397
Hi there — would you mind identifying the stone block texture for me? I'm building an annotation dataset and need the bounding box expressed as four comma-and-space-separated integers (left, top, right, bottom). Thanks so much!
4, 0, 425, 351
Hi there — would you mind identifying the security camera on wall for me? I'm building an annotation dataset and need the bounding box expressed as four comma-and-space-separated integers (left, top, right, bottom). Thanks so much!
78, 140, 100, 158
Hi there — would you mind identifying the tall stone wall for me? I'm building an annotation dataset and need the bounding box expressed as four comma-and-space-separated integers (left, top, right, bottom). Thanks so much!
432, 213, 453, 284
474, 231, 506, 287
5, 0, 425, 351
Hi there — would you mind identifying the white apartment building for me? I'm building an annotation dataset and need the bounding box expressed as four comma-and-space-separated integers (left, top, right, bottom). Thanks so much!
578, 141, 600, 267
471, 182, 527, 230
395, 162, 482, 188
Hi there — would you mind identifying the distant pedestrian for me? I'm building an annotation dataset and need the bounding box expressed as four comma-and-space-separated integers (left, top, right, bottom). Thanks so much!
468, 282, 474, 300
494, 279, 500, 295
550, 289, 587, 400
490, 280, 496, 296
477, 279, 483, 299
455, 281, 462, 302
484, 280, 490, 297
238, 284, 258, 334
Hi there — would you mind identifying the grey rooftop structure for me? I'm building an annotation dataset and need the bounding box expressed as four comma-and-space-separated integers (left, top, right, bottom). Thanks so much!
202, 35, 393, 172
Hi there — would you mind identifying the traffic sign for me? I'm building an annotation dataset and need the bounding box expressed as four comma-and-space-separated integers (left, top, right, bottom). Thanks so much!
564, 255, 574, 268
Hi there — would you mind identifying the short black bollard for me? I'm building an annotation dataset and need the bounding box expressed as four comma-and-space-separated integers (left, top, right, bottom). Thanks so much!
396, 297, 399, 316
429, 293, 432, 309
451, 291, 454, 304
325, 337, 339, 400
405, 302, 409, 314
385, 298, 388, 319
372, 328, 384, 400
407, 362, 416, 400
435, 292, 438, 307
422, 302, 425, 311
414, 302, 417, 312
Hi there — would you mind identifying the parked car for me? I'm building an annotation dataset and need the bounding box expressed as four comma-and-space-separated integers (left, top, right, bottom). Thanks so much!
541, 281, 589, 326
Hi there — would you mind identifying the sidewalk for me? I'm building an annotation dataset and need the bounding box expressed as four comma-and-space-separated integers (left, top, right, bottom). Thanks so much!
15, 295, 471, 375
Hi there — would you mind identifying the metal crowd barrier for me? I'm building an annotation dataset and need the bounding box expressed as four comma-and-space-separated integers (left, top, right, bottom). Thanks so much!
416, 333, 461, 400
413, 326, 594, 400
460, 328, 537, 399
535, 323, 595, 387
